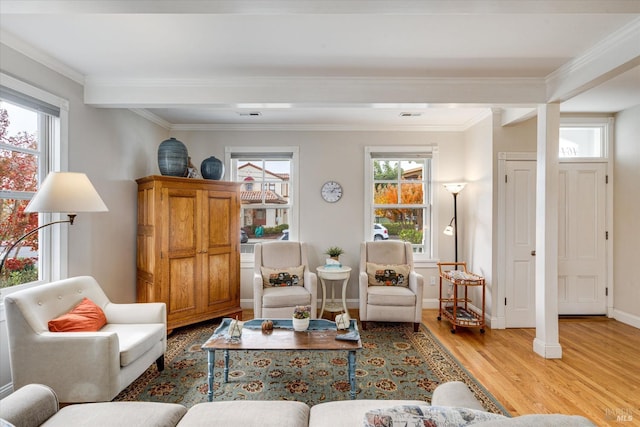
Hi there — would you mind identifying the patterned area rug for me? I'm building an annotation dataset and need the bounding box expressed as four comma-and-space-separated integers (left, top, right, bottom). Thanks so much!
114, 320, 508, 414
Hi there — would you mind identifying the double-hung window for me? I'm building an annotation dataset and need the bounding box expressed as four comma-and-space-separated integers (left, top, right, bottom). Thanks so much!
1, 74, 66, 290
365, 146, 436, 261
226, 147, 299, 261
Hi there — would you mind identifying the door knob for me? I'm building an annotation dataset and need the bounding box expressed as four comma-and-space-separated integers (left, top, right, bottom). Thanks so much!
531, 250, 536, 256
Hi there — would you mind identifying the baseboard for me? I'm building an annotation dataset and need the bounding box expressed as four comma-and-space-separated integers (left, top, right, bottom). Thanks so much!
0, 382, 13, 399
612, 308, 640, 329
533, 338, 563, 359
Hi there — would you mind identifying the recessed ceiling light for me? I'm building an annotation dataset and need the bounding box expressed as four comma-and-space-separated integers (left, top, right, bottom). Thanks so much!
238, 112, 262, 117
399, 112, 422, 117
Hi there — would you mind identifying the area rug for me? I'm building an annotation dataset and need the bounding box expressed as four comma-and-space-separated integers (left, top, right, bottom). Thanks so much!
114, 320, 508, 415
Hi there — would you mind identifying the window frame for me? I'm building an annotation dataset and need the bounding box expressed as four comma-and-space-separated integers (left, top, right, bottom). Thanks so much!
0, 72, 68, 297
559, 117, 612, 162
225, 146, 299, 265
364, 146, 439, 266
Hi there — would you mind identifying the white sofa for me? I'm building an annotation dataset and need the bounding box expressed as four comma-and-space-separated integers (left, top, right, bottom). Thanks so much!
3, 276, 166, 403
0, 382, 596, 427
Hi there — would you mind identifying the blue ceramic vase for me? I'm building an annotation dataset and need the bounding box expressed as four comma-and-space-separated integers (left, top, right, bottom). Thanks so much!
157, 137, 188, 176
201, 156, 224, 180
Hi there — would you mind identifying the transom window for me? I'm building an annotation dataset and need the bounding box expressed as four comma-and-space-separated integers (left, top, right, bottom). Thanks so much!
559, 118, 611, 159
365, 147, 435, 259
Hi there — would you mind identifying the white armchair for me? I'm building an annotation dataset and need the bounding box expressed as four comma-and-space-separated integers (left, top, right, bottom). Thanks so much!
253, 241, 318, 319
4, 276, 166, 403
359, 241, 424, 332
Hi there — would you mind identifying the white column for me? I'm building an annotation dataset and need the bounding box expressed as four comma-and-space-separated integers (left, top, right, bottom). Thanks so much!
533, 103, 563, 359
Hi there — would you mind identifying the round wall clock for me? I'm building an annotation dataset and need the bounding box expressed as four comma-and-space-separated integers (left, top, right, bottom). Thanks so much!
321, 180, 343, 203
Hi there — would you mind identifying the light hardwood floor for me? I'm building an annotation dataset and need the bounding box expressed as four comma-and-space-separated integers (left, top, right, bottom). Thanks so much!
244, 308, 639, 425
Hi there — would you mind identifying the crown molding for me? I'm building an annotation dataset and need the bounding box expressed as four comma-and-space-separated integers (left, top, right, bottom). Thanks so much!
0, 30, 85, 85
129, 108, 171, 129
167, 122, 475, 132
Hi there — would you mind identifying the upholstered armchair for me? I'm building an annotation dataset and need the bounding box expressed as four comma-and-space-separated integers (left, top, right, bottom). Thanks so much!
4, 276, 166, 403
253, 241, 318, 319
359, 241, 424, 332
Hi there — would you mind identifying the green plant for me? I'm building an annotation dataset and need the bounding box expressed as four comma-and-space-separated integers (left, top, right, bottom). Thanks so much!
399, 229, 423, 244
324, 246, 344, 258
293, 305, 311, 319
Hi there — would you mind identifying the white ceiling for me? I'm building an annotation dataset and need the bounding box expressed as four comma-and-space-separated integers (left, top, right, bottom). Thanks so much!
1, 1, 639, 130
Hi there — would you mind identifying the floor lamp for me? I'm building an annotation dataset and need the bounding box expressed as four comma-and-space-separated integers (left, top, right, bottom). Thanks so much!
443, 183, 466, 267
0, 172, 108, 275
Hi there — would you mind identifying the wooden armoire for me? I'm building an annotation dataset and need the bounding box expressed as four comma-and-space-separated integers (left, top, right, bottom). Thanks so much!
136, 175, 242, 331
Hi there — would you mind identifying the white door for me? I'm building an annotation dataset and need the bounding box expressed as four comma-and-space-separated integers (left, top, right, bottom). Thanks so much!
504, 161, 607, 327
557, 163, 607, 315
505, 161, 537, 327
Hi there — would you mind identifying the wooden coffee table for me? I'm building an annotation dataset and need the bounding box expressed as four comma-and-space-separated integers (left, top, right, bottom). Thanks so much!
201, 318, 362, 401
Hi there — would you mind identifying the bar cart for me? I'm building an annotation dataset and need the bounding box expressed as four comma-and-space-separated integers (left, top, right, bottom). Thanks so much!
437, 262, 486, 334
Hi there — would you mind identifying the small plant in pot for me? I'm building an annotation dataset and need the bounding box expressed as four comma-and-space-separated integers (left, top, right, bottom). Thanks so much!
324, 246, 344, 260
292, 305, 311, 331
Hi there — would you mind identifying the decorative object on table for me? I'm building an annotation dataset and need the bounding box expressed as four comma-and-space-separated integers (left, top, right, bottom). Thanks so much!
0, 172, 108, 276
292, 305, 311, 331
324, 246, 344, 267
443, 183, 466, 267
200, 156, 225, 180
335, 311, 350, 330
321, 180, 343, 203
228, 317, 244, 340
157, 137, 188, 176
261, 319, 274, 333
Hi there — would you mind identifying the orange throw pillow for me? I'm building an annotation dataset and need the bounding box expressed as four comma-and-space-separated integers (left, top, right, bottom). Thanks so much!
48, 297, 107, 332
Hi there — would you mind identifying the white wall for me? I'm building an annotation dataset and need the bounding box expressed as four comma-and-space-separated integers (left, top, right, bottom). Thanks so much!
172, 129, 469, 307
0, 43, 167, 396
613, 105, 640, 326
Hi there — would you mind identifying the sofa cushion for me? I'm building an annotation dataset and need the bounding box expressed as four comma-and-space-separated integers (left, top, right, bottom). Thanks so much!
41, 402, 187, 427
366, 285, 416, 306
261, 286, 311, 308
101, 323, 165, 367
363, 405, 506, 427
261, 265, 305, 287
177, 401, 309, 427
366, 262, 410, 286
48, 298, 107, 332
309, 400, 426, 427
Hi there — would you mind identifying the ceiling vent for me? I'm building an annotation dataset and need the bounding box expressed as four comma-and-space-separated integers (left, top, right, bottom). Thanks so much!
399, 112, 422, 117
238, 112, 262, 117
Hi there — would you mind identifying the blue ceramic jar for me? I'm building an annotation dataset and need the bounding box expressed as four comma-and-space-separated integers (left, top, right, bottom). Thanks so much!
201, 156, 224, 180
157, 137, 188, 176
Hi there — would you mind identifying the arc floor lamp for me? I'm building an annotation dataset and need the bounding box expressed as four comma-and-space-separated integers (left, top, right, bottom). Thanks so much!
443, 183, 466, 265
0, 172, 108, 275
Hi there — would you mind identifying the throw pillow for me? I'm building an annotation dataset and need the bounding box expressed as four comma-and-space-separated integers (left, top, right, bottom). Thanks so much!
366, 262, 411, 287
261, 265, 305, 287
363, 405, 507, 427
48, 297, 107, 332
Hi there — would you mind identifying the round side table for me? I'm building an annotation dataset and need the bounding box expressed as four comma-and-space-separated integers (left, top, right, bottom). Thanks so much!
316, 266, 352, 318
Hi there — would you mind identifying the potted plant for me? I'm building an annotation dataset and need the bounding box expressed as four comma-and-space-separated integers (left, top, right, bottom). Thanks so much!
292, 305, 311, 331
324, 246, 344, 260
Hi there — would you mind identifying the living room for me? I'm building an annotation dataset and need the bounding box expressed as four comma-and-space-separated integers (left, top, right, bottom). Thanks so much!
0, 2, 639, 425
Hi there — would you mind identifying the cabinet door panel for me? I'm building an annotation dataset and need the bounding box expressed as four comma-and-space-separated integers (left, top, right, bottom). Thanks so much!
207, 192, 233, 247
167, 190, 197, 253
206, 253, 233, 306
169, 257, 197, 314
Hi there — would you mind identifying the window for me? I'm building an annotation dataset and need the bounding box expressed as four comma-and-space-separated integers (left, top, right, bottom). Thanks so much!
365, 147, 435, 259
1, 74, 66, 291
226, 147, 299, 258
559, 118, 611, 159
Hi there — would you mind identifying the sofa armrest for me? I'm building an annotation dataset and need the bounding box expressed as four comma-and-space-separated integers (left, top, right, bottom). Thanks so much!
431, 381, 486, 411
253, 273, 265, 318
358, 272, 369, 318
0, 384, 59, 427
303, 270, 318, 318
104, 302, 166, 324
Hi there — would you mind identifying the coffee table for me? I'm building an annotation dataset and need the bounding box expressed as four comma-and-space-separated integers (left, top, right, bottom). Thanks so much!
201, 318, 362, 402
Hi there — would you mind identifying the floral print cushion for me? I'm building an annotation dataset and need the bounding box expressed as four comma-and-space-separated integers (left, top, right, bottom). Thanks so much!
363, 405, 507, 427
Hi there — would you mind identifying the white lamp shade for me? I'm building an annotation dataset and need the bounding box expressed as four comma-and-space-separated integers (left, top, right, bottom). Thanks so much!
25, 172, 108, 213
443, 182, 466, 195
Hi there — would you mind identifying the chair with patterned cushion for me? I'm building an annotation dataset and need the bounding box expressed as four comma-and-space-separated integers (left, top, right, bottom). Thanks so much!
359, 240, 424, 331
253, 241, 318, 319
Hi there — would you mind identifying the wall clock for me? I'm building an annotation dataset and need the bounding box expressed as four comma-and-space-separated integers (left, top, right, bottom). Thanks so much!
321, 180, 343, 203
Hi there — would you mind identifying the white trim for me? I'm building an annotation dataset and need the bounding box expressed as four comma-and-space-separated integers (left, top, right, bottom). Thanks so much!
612, 309, 640, 329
